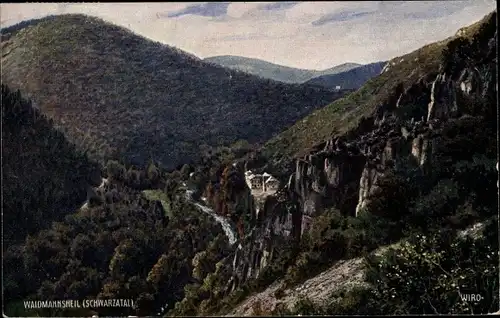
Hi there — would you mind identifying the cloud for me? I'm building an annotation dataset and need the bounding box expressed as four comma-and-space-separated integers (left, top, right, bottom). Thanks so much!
257, 2, 299, 11
166, 2, 230, 18
224, 2, 298, 22
0, 1, 496, 70
401, 1, 472, 19
312, 10, 377, 26
208, 33, 282, 42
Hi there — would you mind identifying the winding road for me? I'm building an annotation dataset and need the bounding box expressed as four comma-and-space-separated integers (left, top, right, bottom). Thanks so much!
185, 189, 238, 245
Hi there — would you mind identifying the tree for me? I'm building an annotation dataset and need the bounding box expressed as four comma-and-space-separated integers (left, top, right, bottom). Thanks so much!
180, 164, 192, 179
365, 172, 413, 221
147, 161, 160, 184
106, 160, 126, 181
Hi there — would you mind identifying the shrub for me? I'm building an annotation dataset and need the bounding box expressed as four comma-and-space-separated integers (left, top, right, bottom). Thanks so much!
251, 300, 265, 316
273, 288, 285, 299
363, 222, 499, 315
323, 287, 375, 315
406, 179, 460, 232
290, 296, 322, 315
365, 172, 413, 220
106, 160, 126, 181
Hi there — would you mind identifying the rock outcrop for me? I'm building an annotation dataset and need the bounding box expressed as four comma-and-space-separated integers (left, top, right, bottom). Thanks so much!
216, 20, 497, 296
287, 26, 496, 224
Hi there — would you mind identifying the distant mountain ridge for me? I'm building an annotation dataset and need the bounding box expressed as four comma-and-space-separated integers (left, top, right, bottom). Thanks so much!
204, 55, 362, 84
305, 61, 386, 90
0, 14, 348, 170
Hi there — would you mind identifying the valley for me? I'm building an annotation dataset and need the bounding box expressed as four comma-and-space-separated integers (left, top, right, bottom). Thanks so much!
1, 5, 498, 318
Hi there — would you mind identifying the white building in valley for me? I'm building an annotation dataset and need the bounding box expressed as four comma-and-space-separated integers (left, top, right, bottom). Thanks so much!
245, 170, 279, 193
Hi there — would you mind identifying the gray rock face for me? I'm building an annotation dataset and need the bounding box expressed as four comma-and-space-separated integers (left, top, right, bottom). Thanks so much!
288, 37, 496, 218
427, 73, 458, 121
225, 194, 297, 293
221, 28, 497, 295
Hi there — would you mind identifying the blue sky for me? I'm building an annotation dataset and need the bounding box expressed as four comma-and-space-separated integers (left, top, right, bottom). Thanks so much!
1, 1, 496, 70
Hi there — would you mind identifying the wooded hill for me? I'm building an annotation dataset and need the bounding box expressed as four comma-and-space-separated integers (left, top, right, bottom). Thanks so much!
1, 14, 347, 170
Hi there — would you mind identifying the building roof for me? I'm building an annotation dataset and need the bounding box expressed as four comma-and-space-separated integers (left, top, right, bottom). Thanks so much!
265, 176, 278, 183
262, 172, 271, 177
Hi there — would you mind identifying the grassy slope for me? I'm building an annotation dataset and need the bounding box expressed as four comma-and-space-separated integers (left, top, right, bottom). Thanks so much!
204, 55, 361, 83
262, 11, 495, 161
142, 189, 172, 217
0, 14, 345, 170
263, 42, 445, 160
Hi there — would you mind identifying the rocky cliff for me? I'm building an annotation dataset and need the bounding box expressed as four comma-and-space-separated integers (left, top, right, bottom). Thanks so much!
288, 21, 496, 224
218, 17, 497, 295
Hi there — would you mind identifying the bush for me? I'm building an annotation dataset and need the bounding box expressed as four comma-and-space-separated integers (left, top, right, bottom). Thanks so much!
406, 179, 460, 232
251, 300, 266, 316
273, 288, 285, 299
363, 222, 499, 315
106, 160, 126, 181
365, 172, 413, 220
323, 287, 375, 315
290, 296, 322, 315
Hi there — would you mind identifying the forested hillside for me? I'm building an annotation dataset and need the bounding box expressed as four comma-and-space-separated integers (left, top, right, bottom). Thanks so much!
1, 14, 346, 170
2, 86, 233, 316
2, 84, 101, 244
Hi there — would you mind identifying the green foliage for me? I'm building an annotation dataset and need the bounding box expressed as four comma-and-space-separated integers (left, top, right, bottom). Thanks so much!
277, 219, 498, 316
406, 179, 461, 231
363, 222, 499, 315
365, 172, 414, 220
3, 11, 498, 318
142, 189, 172, 218
291, 297, 321, 315
283, 209, 349, 286
146, 161, 161, 185
106, 160, 126, 181
3, 154, 230, 317
271, 296, 325, 316
167, 235, 232, 317
2, 84, 101, 244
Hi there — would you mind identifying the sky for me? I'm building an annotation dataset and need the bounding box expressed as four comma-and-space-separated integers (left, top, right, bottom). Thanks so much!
0, 1, 496, 70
